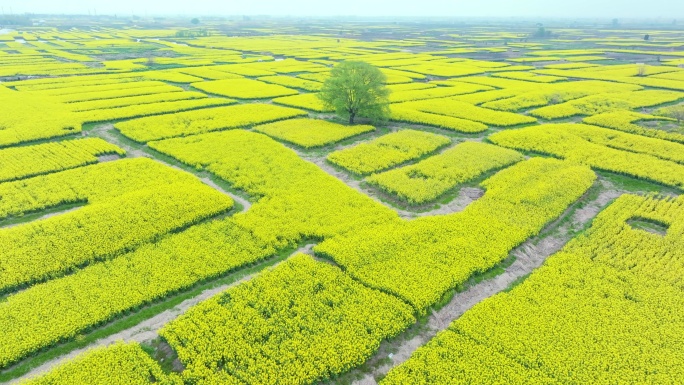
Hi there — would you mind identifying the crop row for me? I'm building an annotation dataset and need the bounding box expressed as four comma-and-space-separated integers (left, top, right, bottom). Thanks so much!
0, 138, 124, 182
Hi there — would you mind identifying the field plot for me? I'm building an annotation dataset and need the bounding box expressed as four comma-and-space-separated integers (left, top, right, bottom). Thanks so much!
2, 17, 684, 385
327, 130, 451, 174
583, 111, 684, 143
394, 98, 537, 127
191, 78, 298, 99
258, 75, 323, 91
529, 90, 684, 119
272, 93, 334, 112
22, 342, 179, 385
0, 138, 124, 182
161, 254, 415, 384
254, 118, 375, 148
0, 86, 82, 147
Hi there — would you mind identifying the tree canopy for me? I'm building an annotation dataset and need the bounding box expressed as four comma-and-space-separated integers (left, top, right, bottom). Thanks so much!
318, 61, 390, 125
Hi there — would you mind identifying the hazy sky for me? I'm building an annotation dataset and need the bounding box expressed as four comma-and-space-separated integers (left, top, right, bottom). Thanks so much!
2, 0, 683, 19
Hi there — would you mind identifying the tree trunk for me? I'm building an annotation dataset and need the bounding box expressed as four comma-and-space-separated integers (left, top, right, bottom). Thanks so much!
349, 113, 355, 125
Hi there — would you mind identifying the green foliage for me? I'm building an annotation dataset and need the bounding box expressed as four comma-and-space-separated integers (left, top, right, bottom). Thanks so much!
659, 104, 684, 122
318, 61, 390, 125
175, 29, 209, 38
532, 27, 553, 39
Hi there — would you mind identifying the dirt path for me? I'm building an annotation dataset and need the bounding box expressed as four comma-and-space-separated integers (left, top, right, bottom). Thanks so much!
1, 206, 83, 230
11, 245, 315, 384
199, 177, 252, 212
349, 184, 622, 385
87, 124, 149, 158
96, 154, 121, 162
413, 187, 484, 217
304, 154, 478, 220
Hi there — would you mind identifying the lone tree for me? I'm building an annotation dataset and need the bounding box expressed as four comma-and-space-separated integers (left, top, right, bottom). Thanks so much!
191, 18, 200, 25
318, 61, 390, 125
531, 25, 553, 39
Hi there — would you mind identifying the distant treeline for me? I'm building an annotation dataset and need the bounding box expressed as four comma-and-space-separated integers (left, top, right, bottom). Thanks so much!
175, 29, 209, 37
0, 15, 32, 26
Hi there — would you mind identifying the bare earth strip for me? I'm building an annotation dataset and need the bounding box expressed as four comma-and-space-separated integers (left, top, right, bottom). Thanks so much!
200, 177, 252, 212
305, 154, 480, 219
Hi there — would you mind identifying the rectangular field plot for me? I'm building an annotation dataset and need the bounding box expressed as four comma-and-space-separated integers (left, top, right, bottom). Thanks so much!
258, 75, 323, 91
583, 111, 684, 143
382, 330, 556, 384
327, 129, 451, 174
191, 78, 299, 99
390, 107, 488, 133
68, 91, 209, 112
76, 97, 236, 124
0, 86, 82, 147
389, 82, 493, 103
160, 254, 415, 385
39, 81, 184, 103
529, 90, 684, 119
22, 342, 178, 385
254, 118, 375, 148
